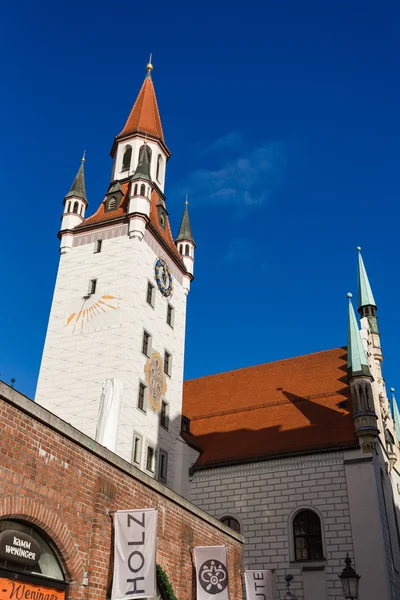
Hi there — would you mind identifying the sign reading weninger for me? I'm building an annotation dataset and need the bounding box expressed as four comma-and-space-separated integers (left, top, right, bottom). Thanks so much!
111, 509, 158, 600
194, 546, 229, 600
244, 570, 274, 600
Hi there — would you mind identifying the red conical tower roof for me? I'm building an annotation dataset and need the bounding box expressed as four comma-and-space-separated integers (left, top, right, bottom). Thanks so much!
117, 60, 165, 143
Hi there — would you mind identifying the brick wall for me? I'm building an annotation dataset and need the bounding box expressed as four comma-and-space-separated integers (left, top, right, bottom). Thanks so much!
191, 453, 354, 600
0, 382, 243, 600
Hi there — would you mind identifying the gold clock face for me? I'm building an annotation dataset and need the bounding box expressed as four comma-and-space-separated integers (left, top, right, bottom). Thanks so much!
144, 351, 167, 412
154, 258, 173, 298
65, 295, 121, 334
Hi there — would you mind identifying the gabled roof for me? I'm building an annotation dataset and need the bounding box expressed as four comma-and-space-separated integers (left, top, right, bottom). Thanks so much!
75, 184, 183, 264
117, 72, 165, 143
182, 347, 357, 469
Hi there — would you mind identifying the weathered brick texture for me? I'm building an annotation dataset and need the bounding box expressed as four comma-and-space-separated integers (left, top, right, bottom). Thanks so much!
0, 383, 243, 600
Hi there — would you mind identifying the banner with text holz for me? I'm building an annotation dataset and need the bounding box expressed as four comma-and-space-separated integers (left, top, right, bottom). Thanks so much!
244, 570, 274, 600
194, 546, 230, 600
111, 509, 158, 600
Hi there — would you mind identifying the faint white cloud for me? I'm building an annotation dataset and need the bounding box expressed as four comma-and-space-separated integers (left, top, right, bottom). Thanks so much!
204, 131, 243, 154
176, 137, 286, 207
222, 237, 253, 263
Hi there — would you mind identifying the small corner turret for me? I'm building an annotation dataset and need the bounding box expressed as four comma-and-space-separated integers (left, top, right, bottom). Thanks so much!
128, 144, 153, 240
60, 155, 88, 254
176, 197, 195, 276
347, 292, 379, 453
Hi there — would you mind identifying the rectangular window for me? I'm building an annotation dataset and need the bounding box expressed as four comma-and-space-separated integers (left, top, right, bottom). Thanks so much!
88, 279, 97, 295
181, 416, 190, 434
164, 351, 172, 377
142, 330, 151, 357
146, 446, 155, 473
167, 304, 174, 327
146, 282, 155, 307
158, 449, 168, 484
137, 382, 146, 412
132, 434, 143, 466
94, 240, 102, 253
160, 400, 169, 430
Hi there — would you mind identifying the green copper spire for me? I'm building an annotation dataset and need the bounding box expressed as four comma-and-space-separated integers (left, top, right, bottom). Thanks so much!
357, 247, 376, 309
347, 293, 371, 378
391, 388, 400, 442
65, 156, 87, 201
176, 196, 195, 243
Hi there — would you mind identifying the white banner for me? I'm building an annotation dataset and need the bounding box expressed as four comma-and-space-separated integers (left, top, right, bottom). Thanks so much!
111, 509, 158, 600
194, 546, 229, 600
244, 571, 274, 600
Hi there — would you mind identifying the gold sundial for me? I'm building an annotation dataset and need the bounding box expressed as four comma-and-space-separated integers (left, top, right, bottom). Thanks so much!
66, 295, 121, 333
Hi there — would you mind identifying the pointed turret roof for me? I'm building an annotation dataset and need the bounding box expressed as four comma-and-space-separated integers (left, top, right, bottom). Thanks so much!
357, 247, 376, 309
176, 199, 195, 244
391, 388, 400, 442
65, 159, 87, 201
131, 145, 152, 182
117, 60, 165, 143
347, 293, 371, 378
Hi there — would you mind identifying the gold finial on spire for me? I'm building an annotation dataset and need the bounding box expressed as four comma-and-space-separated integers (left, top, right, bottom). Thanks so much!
82, 150, 86, 163
185, 194, 189, 206
146, 53, 153, 73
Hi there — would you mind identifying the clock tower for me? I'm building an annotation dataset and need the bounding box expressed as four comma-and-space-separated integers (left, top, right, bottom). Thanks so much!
35, 61, 197, 494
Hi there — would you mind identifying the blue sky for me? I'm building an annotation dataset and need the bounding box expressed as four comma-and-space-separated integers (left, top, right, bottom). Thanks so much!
1, 0, 399, 399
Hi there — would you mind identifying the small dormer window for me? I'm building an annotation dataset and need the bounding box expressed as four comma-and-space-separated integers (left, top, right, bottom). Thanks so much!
108, 196, 117, 211
159, 212, 165, 229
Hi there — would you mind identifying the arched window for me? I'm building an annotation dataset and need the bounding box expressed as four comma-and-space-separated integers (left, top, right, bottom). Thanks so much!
156, 154, 163, 181
138, 144, 152, 169
122, 145, 132, 171
0, 519, 65, 580
73, 201, 79, 213
108, 197, 116, 210
185, 244, 189, 256
80, 204, 84, 216
220, 516, 241, 534
140, 184, 146, 196
179, 245, 183, 254
66, 201, 71, 213
293, 510, 324, 561
134, 184, 138, 195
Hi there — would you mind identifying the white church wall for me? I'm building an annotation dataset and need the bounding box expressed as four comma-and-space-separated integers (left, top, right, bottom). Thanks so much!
35, 224, 188, 494
191, 452, 357, 600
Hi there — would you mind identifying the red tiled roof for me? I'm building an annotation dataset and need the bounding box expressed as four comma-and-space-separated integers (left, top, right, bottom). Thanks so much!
75, 184, 183, 264
182, 347, 357, 468
117, 75, 164, 142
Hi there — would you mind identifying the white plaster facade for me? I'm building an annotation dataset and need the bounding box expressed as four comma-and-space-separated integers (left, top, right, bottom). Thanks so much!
190, 447, 400, 600
35, 221, 191, 495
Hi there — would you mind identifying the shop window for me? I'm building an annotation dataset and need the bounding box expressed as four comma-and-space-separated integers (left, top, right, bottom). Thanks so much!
0, 519, 65, 581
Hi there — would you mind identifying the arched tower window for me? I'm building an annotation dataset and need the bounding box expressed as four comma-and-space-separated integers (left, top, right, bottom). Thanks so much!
220, 516, 241, 534
73, 201, 79, 213
185, 244, 189, 256
0, 519, 66, 581
179, 245, 183, 254
66, 201, 71, 213
293, 510, 324, 561
138, 144, 152, 168
134, 184, 138, 195
122, 145, 132, 171
156, 154, 163, 182
140, 184, 146, 196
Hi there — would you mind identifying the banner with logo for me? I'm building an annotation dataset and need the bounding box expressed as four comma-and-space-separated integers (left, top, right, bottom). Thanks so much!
244, 570, 274, 600
194, 546, 229, 600
111, 509, 158, 600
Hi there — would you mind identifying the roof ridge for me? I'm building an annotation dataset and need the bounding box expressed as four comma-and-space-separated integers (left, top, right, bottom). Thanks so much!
185, 346, 347, 383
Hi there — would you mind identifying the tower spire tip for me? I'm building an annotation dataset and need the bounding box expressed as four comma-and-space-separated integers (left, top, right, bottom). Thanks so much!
357, 246, 361, 252
146, 53, 153, 76
347, 292, 353, 299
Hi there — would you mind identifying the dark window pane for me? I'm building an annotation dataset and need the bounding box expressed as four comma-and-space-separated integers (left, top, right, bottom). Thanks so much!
293, 510, 323, 561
